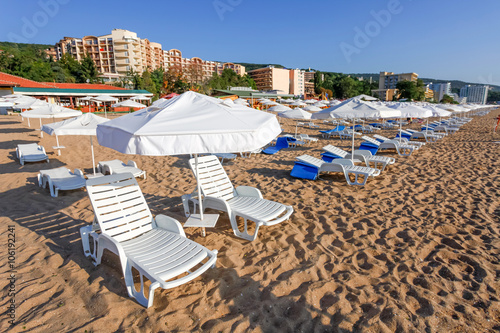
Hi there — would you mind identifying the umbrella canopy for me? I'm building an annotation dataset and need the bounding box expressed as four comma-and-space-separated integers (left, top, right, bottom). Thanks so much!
42, 113, 109, 136
130, 95, 151, 101
291, 101, 306, 107
13, 97, 47, 110
303, 105, 322, 112
389, 103, 433, 118
304, 99, 318, 104
42, 113, 108, 174
312, 99, 400, 120
278, 108, 312, 136
112, 99, 148, 108
352, 94, 378, 101
233, 98, 249, 105
92, 95, 119, 102
21, 104, 82, 119
96, 91, 281, 156
277, 108, 312, 120
268, 104, 291, 112
263, 101, 279, 106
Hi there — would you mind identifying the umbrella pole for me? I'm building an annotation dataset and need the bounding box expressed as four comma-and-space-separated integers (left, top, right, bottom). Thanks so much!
195, 153, 206, 237
351, 118, 355, 163
56, 135, 61, 156
90, 136, 96, 175
399, 117, 402, 144
39, 118, 43, 138
295, 121, 298, 137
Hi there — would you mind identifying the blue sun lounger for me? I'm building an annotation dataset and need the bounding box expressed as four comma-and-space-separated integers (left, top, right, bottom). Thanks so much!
262, 137, 289, 155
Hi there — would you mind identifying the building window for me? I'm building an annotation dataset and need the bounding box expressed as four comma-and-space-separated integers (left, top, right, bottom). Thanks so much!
126, 65, 130, 71
124, 51, 129, 56
125, 59, 129, 64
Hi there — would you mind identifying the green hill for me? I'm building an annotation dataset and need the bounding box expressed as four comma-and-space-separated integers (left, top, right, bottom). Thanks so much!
0, 41, 53, 53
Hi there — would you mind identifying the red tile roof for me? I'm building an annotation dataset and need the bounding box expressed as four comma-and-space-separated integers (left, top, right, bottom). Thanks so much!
0, 72, 53, 88
0, 72, 127, 90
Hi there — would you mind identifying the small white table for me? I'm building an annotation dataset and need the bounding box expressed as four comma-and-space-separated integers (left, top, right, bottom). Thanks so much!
184, 214, 219, 237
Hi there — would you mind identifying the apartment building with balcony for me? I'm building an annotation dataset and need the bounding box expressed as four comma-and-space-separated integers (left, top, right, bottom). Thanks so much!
247, 66, 291, 94
55, 29, 246, 85
371, 71, 418, 101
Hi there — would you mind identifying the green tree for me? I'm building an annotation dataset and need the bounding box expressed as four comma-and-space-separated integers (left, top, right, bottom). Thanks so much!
142, 70, 157, 95
440, 94, 454, 103
79, 54, 99, 83
314, 71, 323, 94
396, 80, 425, 101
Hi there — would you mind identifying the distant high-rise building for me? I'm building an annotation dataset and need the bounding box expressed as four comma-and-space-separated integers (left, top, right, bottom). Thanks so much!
428, 82, 451, 102
371, 71, 418, 101
289, 69, 305, 97
460, 85, 488, 104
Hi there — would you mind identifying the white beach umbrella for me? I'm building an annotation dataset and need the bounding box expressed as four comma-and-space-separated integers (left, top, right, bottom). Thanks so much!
96, 91, 281, 226
233, 98, 249, 105
268, 104, 291, 112
130, 95, 151, 101
278, 108, 312, 136
291, 101, 306, 107
313, 102, 328, 108
304, 99, 318, 104
41, 113, 109, 174
389, 103, 433, 140
303, 105, 322, 112
112, 99, 148, 109
314, 99, 400, 161
92, 95, 119, 118
21, 104, 82, 137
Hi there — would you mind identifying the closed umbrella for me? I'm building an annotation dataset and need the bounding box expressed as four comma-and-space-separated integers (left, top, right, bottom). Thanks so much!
96, 91, 281, 231
41, 113, 109, 174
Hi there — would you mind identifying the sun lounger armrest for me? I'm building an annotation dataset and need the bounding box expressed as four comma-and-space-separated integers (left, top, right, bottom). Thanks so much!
154, 214, 186, 237
74, 169, 85, 178
235, 186, 263, 199
94, 233, 128, 266
203, 195, 232, 213
127, 160, 138, 168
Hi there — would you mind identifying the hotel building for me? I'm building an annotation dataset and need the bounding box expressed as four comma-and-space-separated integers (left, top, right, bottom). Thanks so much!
372, 71, 418, 101
460, 85, 489, 104
247, 66, 291, 94
55, 29, 244, 84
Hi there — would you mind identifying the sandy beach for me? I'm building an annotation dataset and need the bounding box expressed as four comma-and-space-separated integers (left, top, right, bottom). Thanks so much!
1, 109, 499, 332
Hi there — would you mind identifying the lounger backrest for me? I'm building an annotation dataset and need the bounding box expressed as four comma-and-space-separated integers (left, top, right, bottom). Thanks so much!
86, 173, 153, 243
40, 166, 71, 178
374, 134, 390, 141
322, 145, 347, 158
361, 136, 381, 146
18, 143, 41, 153
189, 155, 235, 201
276, 137, 289, 149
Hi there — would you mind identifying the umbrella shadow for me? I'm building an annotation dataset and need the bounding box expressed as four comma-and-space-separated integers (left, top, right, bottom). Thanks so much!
1, 152, 66, 174
196, 266, 352, 332
0, 127, 35, 134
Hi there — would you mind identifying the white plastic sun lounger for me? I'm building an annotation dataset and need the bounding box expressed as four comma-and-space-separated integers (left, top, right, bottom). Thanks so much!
322, 145, 395, 172
296, 154, 380, 186
373, 134, 425, 150
187, 155, 293, 241
98, 159, 146, 179
361, 135, 415, 157
16, 143, 49, 165
80, 173, 217, 308
38, 167, 86, 197
404, 129, 440, 143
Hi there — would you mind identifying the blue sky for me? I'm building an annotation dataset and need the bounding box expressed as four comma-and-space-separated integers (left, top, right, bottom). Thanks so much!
1, 0, 499, 84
